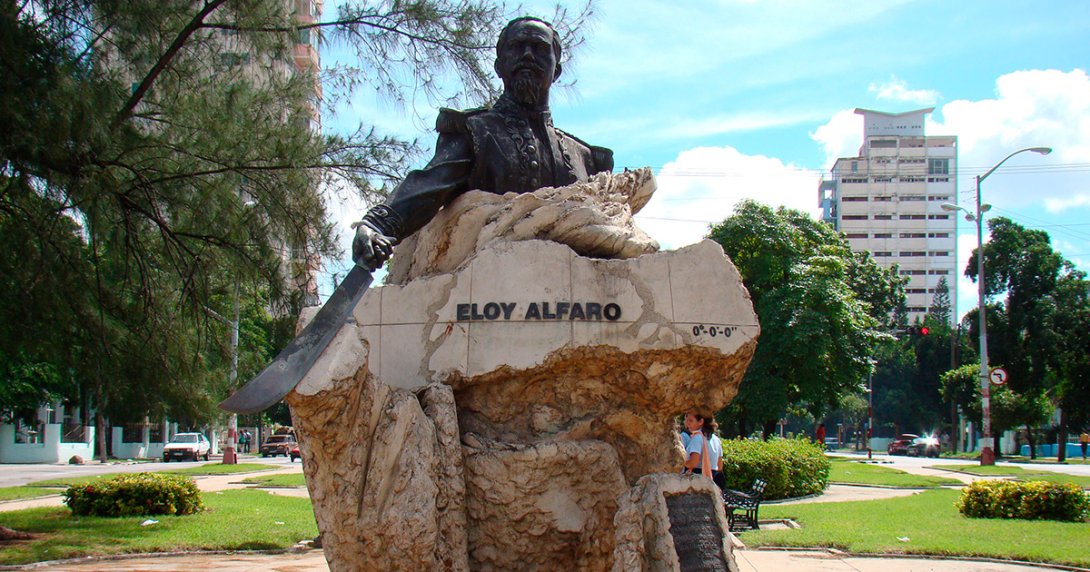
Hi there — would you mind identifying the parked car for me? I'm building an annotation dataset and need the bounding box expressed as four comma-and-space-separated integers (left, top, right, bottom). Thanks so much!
908, 435, 941, 458
260, 434, 297, 457
163, 432, 211, 462
289, 444, 301, 463
887, 433, 919, 456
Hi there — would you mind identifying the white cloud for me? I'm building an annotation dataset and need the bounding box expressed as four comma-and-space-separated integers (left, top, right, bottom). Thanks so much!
868, 76, 940, 105
1044, 195, 1090, 213
930, 69, 1090, 208
810, 109, 865, 169
636, 146, 821, 250
954, 232, 979, 321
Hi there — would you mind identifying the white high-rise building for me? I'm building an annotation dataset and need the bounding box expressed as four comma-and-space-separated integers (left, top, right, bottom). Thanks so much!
818, 108, 957, 324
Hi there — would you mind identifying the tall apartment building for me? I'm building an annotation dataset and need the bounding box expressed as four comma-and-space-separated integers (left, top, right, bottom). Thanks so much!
818, 108, 957, 324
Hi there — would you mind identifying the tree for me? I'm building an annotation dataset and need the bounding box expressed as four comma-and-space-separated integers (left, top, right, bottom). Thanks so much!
709, 200, 906, 437
965, 217, 1083, 459
1, 1, 593, 456
940, 363, 1050, 458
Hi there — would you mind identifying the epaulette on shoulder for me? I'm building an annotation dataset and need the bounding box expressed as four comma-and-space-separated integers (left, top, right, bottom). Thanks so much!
436, 107, 487, 134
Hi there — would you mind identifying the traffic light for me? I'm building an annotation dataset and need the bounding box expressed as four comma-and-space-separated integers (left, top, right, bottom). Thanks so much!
906, 325, 931, 336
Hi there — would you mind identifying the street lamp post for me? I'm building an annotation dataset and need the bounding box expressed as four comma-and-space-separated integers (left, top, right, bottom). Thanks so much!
941, 146, 1051, 466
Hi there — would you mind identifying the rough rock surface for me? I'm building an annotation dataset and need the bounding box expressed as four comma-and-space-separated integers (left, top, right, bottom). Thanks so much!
462, 437, 626, 571
287, 171, 757, 571
613, 474, 739, 572
386, 167, 658, 285
287, 374, 468, 572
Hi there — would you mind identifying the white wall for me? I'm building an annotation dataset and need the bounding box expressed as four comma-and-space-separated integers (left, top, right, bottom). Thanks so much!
0, 423, 95, 464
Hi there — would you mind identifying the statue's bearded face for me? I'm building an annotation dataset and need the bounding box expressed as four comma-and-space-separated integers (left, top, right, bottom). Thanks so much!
495, 20, 559, 106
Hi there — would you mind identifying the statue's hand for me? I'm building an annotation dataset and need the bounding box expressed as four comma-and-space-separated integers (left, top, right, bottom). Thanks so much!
351, 222, 395, 271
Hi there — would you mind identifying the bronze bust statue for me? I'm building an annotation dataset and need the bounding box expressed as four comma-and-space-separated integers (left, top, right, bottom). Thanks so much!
352, 17, 614, 270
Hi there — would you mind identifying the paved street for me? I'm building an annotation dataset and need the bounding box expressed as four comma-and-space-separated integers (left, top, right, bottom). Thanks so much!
0, 455, 297, 488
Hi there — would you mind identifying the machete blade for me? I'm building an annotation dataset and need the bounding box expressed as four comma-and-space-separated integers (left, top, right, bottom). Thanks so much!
219, 265, 374, 414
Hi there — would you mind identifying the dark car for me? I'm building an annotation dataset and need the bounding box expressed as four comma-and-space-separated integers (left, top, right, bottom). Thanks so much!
260, 434, 297, 457
908, 435, 941, 458
887, 433, 919, 456
289, 444, 301, 463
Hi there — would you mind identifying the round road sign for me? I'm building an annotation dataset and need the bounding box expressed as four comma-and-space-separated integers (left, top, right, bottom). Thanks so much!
989, 367, 1008, 386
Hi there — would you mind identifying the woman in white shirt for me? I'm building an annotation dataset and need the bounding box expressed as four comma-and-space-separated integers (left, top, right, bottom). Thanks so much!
683, 412, 723, 486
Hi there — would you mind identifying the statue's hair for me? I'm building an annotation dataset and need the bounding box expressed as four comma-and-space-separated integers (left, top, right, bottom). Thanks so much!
497, 16, 562, 62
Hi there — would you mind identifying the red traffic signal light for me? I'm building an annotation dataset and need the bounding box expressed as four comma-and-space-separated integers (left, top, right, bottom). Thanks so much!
905, 326, 931, 336
919, 326, 929, 336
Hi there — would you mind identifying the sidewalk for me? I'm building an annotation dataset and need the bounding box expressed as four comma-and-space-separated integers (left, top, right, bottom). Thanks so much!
22, 549, 1073, 571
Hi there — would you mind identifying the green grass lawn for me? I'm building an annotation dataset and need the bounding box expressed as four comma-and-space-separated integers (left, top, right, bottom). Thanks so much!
0, 489, 317, 565
928, 464, 1090, 488
163, 463, 280, 476
241, 473, 307, 488
828, 460, 962, 488
0, 486, 61, 502
751, 489, 1090, 567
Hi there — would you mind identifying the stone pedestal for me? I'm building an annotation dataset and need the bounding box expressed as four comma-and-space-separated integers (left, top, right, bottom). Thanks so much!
287, 170, 758, 571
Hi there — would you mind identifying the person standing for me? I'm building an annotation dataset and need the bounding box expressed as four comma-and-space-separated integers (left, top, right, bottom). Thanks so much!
682, 413, 723, 487
1080, 431, 1089, 461
815, 423, 826, 450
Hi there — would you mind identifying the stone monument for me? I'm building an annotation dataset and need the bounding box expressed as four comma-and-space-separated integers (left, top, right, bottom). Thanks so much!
284, 17, 758, 572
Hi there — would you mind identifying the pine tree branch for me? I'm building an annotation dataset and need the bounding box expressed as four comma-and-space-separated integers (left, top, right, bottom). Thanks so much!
113, 0, 229, 129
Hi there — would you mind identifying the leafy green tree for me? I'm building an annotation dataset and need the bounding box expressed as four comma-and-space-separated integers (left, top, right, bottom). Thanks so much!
940, 363, 1051, 458
709, 200, 906, 437
965, 217, 1084, 459
1, 1, 592, 458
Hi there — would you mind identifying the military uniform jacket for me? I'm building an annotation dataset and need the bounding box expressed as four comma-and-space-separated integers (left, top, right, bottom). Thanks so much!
361, 94, 614, 241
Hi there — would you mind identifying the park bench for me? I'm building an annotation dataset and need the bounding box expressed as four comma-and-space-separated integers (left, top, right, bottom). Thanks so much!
722, 478, 768, 531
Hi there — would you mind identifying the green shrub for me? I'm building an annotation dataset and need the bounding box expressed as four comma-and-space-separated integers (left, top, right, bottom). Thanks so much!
957, 480, 1089, 522
720, 436, 829, 500
63, 472, 204, 517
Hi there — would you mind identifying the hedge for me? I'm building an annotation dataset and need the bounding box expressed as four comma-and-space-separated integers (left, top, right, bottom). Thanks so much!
957, 480, 1089, 522
64, 472, 204, 517
719, 436, 829, 500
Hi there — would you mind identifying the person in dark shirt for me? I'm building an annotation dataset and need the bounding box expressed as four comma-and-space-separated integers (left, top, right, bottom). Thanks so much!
352, 16, 613, 270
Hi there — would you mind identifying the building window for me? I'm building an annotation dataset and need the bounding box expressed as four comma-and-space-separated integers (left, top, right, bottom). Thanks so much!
296, 28, 312, 45
927, 176, 950, 182
928, 195, 951, 201
900, 251, 927, 257
842, 177, 867, 184
873, 251, 892, 257
901, 195, 926, 201
907, 306, 927, 313
846, 233, 868, 238
872, 177, 894, 183
900, 233, 926, 238
928, 269, 951, 275
906, 288, 927, 294
873, 233, 893, 238
901, 177, 925, 183
851, 161, 858, 173
900, 269, 927, 275
873, 196, 893, 202
871, 140, 897, 148
928, 158, 949, 175
928, 214, 951, 220
930, 251, 950, 257
843, 215, 868, 220
842, 197, 868, 202
899, 214, 926, 220
928, 232, 950, 238
874, 214, 893, 220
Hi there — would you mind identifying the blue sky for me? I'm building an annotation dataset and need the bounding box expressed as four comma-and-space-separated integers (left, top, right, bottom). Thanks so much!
318, 0, 1090, 320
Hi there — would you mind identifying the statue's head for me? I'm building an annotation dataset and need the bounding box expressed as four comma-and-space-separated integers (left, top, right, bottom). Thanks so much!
495, 17, 562, 106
